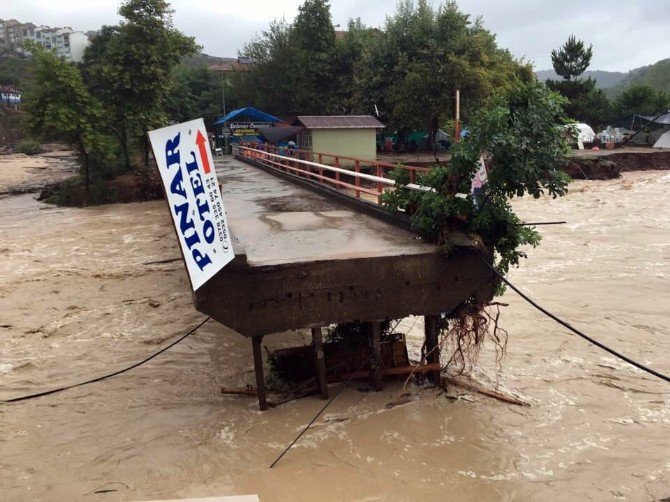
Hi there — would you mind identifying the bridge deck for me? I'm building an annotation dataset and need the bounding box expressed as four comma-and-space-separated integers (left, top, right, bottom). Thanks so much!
213, 156, 435, 266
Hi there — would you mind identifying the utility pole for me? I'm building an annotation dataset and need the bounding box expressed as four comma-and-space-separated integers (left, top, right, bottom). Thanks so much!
454, 89, 461, 143
220, 58, 227, 117
218, 58, 228, 153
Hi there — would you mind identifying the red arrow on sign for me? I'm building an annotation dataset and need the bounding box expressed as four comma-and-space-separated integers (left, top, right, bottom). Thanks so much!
195, 130, 211, 174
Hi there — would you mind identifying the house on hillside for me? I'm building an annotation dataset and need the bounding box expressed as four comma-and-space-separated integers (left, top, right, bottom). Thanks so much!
209, 56, 253, 74
0, 85, 21, 108
295, 115, 385, 163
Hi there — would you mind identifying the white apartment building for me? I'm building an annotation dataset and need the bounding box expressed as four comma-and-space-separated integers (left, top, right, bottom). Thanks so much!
1, 19, 90, 63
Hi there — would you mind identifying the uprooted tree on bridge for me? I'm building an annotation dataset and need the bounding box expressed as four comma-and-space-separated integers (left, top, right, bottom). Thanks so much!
383, 81, 571, 374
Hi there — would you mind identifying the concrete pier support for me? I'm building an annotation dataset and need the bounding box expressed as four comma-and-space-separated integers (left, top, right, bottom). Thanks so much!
367, 321, 383, 391
252, 336, 267, 411
311, 327, 329, 399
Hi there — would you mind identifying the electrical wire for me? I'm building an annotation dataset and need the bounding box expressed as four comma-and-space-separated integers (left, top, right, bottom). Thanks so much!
2, 317, 211, 404
520, 221, 567, 226
480, 257, 670, 384
269, 351, 376, 469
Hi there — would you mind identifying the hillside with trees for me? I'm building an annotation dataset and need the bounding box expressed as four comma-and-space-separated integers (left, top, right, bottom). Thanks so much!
606, 58, 670, 98
535, 69, 626, 89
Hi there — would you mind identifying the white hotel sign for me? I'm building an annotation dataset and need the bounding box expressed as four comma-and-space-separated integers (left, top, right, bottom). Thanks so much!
148, 118, 234, 291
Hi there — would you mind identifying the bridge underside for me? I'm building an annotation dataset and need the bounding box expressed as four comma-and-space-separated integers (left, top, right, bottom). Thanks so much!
194, 157, 496, 409
196, 248, 493, 337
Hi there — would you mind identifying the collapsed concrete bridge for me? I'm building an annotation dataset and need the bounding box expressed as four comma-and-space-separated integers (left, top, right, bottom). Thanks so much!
194, 149, 496, 410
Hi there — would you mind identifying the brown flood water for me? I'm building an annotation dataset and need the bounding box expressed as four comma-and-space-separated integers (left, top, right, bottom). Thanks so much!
0, 171, 668, 501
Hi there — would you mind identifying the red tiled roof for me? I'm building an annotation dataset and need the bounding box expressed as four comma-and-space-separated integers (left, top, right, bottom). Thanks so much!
209, 58, 252, 72
297, 115, 385, 129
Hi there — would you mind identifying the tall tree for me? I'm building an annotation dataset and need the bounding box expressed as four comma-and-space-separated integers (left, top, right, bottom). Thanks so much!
238, 0, 339, 115
547, 36, 611, 127
81, 0, 197, 168
24, 43, 111, 191
238, 20, 297, 114
291, 0, 337, 113
355, 0, 530, 147
551, 35, 593, 81
166, 65, 227, 128
331, 19, 380, 114
546, 77, 612, 127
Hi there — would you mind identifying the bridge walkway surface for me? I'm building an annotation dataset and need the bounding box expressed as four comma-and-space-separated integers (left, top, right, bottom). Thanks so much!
194, 155, 495, 409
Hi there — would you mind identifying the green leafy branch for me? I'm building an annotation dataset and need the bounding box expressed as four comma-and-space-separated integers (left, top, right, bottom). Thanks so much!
382, 81, 572, 294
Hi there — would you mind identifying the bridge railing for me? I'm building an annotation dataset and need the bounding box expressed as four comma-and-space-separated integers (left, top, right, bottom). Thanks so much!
236, 143, 432, 204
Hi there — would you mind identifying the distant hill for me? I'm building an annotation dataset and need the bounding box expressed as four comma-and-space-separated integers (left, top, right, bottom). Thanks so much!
181, 53, 236, 69
605, 58, 670, 98
535, 69, 627, 89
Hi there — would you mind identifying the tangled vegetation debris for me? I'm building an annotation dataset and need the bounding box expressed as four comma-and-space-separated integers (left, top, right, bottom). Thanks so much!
384, 81, 572, 375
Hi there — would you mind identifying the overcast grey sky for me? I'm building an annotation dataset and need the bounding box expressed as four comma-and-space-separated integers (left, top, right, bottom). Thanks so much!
5, 0, 670, 71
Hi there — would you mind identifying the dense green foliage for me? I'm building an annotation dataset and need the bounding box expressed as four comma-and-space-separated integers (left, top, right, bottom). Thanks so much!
24, 43, 111, 190
613, 84, 670, 116
15, 138, 41, 155
382, 82, 571, 289
355, 0, 533, 143
165, 65, 225, 127
291, 0, 337, 113
546, 77, 612, 128
81, 0, 198, 168
20, 0, 197, 204
550, 35, 593, 81
235, 8, 337, 115
0, 55, 36, 90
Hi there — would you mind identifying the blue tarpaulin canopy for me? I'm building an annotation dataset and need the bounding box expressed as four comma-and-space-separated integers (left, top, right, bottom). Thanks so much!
215, 107, 282, 125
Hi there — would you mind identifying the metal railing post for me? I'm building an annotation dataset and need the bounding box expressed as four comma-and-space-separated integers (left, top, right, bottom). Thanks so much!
355, 160, 361, 198
335, 156, 340, 186
376, 164, 383, 200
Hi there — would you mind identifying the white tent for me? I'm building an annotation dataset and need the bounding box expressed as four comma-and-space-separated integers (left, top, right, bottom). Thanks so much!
653, 130, 670, 148
575, 123, 595, 142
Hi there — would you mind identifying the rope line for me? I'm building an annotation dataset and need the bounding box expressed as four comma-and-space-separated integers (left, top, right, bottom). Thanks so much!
481, 258, 669, 383
269, 352, 376, 468
3, 317, 211, 403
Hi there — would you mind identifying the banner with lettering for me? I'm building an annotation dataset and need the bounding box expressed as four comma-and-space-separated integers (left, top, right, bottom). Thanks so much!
148, 118, 234, 291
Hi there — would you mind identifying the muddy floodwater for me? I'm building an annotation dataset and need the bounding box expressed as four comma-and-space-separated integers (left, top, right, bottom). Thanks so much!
1, 170, 669, 501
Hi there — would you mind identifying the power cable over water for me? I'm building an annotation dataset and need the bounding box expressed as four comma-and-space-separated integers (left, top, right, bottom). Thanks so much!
269, 352, 376, 469
480, 257, 670, 384
3, 317, 211, 404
